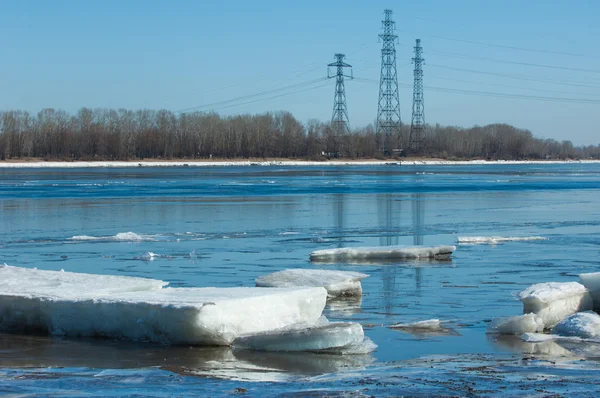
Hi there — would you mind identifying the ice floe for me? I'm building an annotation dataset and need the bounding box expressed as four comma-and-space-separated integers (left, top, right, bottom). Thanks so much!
486, 313, 545, 335
552, 311, 600, 339
0, 265, 327, 346
519, 282, 593, 328
256, 269, 369, 297
458, 236, 547, 245
389, 319, 445, 331
310, 245, 456, 263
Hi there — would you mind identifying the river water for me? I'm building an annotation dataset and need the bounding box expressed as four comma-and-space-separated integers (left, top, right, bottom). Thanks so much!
1, 163, 600, 396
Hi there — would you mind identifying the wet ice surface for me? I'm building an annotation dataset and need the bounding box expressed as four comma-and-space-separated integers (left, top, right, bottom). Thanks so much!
1, 164, 600, 395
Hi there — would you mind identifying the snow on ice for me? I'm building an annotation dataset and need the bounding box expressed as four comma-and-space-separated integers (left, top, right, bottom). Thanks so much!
309, 245, 456, 263
519, 282, 593, 328
256, 269, 369, 297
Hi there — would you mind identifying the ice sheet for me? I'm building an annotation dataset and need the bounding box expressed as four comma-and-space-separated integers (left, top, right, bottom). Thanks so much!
309, 245, 456, 263
578, 272, 600, 310
0, 266, 327, 345
519, 282, 593, 327
486, 313, 545, 335
552, 311, 600, 339
256, 269, 369, 297
233, 322, 365, 352
458, 236, 547, 245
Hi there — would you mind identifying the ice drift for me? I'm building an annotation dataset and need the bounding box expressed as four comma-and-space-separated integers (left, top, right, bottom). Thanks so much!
486, 313, 545, 335
256, 269, 369, 297
309, 245, 456, 263
552, 311, 600, 339
519, 282, 593, 328
0, 265, 327, 345
233, 322, 368, 352
578, 272, 600, 310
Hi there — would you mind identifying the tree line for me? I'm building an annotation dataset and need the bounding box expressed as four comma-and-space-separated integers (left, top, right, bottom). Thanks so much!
0, 108, 598, 161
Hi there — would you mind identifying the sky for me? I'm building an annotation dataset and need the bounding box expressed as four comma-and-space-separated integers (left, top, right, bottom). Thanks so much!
0, 0, 599, 145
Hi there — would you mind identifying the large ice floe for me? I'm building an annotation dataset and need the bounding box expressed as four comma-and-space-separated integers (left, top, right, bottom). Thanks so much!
519, 282, 593, 328
486, 313, 545, 335
457, 236, 547, 245
0, 265, 332, 346
552, 311, 600, 339
309, 245, 456, 263
256, 269, 368, 297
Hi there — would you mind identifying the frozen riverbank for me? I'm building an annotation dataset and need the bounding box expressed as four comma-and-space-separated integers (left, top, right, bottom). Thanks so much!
1, 159, 599, 168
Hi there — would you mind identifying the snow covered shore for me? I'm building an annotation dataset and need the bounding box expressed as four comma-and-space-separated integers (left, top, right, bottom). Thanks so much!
1, 159, 598, 168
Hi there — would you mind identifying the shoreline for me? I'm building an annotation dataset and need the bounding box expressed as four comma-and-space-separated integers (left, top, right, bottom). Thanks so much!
0, 158, 599, 168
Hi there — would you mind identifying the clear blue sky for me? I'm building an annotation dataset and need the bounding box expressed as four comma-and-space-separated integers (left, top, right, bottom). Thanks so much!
1, 0, 599, 145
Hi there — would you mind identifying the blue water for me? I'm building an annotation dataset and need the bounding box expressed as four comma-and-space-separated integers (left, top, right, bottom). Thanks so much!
1, 163, 600, 396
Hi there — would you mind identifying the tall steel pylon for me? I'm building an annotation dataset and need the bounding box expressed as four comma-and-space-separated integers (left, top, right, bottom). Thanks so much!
410, 39, 425, 152
376, 9, 402, 155
328, 53, 353, 137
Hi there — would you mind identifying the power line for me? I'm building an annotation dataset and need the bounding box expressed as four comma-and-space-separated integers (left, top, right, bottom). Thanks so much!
354, 77, 600, 104
428, 64, 600, 90
209, 81, 332, 112
429, 50, 600, 74
176, 77, 328, 113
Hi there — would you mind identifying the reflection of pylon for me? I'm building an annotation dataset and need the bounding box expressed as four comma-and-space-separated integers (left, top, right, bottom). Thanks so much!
410, 39, 425, 152
327, 53, 353, 137
376, 9, 402, 155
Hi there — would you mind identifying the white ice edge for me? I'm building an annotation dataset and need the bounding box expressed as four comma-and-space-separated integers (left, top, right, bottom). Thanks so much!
310, 245, 456, 262
521, 332, 600, 344
389, 319, 444, 330
1, 159, 599, 168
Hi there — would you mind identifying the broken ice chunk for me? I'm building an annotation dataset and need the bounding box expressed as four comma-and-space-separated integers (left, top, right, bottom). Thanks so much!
578, 272, 600, 310
256, 269, 369, 297
310, 245, 456, 263
486, 313, 545, 335
552, 311, 600, 339
519, 282, 593, 328
389, 319, 444, 330
233, 322, 365, 352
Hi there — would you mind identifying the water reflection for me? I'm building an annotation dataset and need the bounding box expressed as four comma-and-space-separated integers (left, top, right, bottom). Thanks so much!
0, 332, 374, 380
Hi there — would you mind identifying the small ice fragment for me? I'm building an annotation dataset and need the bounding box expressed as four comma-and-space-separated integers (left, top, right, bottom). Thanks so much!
233, 322, 365, 352
578, 272, 600, 310
114, 232, 144, 241
256, 269, 369, 297
389, 319, 443, 330
519, 282, 593, 328
139, 252, 157, 261
521, 332, 560, 343
310, 245, 456, 263
486, 313, 545, 335
458, 236, 547, 245
189, 249, 197, 260
552, 311, 600, 339
319, 337, 378, 355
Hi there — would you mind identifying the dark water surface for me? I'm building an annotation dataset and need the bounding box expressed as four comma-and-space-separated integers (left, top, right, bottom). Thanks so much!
1, 163, 600, 396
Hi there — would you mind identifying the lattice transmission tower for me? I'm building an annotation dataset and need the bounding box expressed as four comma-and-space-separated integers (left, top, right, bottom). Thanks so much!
410, 39, 425, 152
376, 9, 402, 155
328, 53, 353, 138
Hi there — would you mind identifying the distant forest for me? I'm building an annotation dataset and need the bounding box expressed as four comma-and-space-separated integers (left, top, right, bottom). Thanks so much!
0, 108, 598, 161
